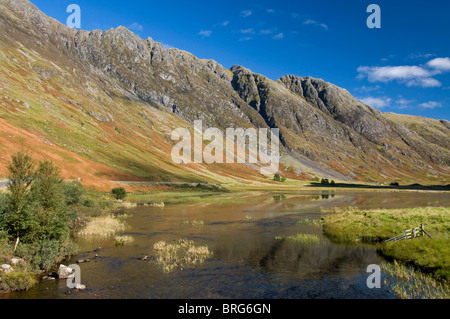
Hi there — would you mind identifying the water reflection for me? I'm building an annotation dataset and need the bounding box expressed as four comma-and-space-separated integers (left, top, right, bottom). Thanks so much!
3, 190, 449, 299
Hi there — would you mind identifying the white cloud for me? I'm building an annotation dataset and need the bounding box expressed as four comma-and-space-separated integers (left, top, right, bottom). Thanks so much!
406, 77, 442, 88
267, 9, 275, 14
358, 56, 450, 88
355, 85, 381, 92
407, 52, 435, 60
304, 19, 328, 30
239, 36, 253, 41
221, 21, 230, 27
359, 97, 392, 109
395, 97, 415, 109
241, 10, 252, 18
272, 33, 284, 40
127, 22, 143, 32
198, 30, 212, 37
426, 57, 450, 72
259, 29, 274, 35
357, 65, 442, 88
357, 65, 431, 82
239, 28, 255, 34
304, 19, 316, 25
419, 101, 443, 109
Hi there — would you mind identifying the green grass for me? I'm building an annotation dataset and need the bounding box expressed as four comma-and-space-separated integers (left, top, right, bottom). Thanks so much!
0, 271, 37, 293
275, 233, 322, 244
114, 235, 134, 245
152, 239, 212, 273
322, 207, 450, 282
381, 261, 450, 299
297, 218, 324, 227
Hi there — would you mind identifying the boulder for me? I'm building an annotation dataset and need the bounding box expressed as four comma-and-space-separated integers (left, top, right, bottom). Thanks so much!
58, 264, 74, 279
75, 284, 86, 290
11, 257, 26, 267
1, 264, 14, 274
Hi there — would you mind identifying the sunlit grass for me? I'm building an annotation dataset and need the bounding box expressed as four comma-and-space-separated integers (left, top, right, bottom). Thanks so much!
297, 218, 324, 227
78, 215, 127, 237
381, 261, 450, 299
181, 220, 205, 228
153, 239, 212, 273
114, 235, 134, 245
275, 233, 322, 244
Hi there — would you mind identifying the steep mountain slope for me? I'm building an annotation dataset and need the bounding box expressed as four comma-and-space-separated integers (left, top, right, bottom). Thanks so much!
0, 0, 449, 185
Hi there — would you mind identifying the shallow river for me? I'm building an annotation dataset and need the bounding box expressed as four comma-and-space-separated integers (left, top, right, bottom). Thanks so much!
4, 190, 450, 299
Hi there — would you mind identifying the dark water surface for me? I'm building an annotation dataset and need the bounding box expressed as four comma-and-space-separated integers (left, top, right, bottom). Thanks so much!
4, 190, 450, 299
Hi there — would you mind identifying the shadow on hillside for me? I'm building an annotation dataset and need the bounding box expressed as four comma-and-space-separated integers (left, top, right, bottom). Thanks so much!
308, 182, 450, 192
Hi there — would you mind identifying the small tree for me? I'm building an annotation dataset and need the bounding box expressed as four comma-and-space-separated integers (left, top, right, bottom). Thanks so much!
273, 174, 281, 182
6, 151, 35, 251
281, 176, 287, 182
63, 181, 85, 206
31, 161, 65, 211
112, 187, 127, 200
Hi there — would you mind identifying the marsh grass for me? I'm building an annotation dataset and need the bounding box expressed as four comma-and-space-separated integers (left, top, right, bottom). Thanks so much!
181, 220, 205, 228
381, 261, 450, 299
297, 218, 324, 227
153, 239, 212, 272
78, 215, 127, 237
275, 233, 322, 244
114, 235, 134, 245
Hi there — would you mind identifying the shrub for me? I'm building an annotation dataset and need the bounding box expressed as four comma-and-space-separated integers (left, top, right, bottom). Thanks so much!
15, 239, 77, 271
390, 181, 400, 186
321, 178, 330, 185
0, 271, 36, 293
111, 187, 127, 200
273, 174, 281, 182
82, 199, 95, 208
63, 181, 85, 206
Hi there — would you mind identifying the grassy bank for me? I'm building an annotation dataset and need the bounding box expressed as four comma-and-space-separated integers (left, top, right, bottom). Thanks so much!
322, 206, 450, 283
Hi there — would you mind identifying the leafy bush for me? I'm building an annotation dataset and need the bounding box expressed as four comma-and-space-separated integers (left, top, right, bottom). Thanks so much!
321, 179, 335, 185
63, 181, 85, 206
82, 199, 95, 208
15, 240, 77, 271
273, 174, 281, 182
0, 271, 36, 293
111, 187, 127, 200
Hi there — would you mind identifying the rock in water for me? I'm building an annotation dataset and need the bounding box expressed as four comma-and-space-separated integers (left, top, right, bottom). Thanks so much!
75, 284, 86, 290
58, 264, 74, 279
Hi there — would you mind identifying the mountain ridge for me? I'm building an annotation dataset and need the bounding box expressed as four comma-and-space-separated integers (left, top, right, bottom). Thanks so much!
0, 0, 449, 185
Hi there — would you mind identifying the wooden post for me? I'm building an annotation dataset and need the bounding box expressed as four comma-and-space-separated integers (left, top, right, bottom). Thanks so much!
421, 224, 433, 239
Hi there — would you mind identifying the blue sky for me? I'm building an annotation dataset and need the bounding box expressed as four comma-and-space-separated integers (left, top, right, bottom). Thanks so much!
30, 0, 450, 120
